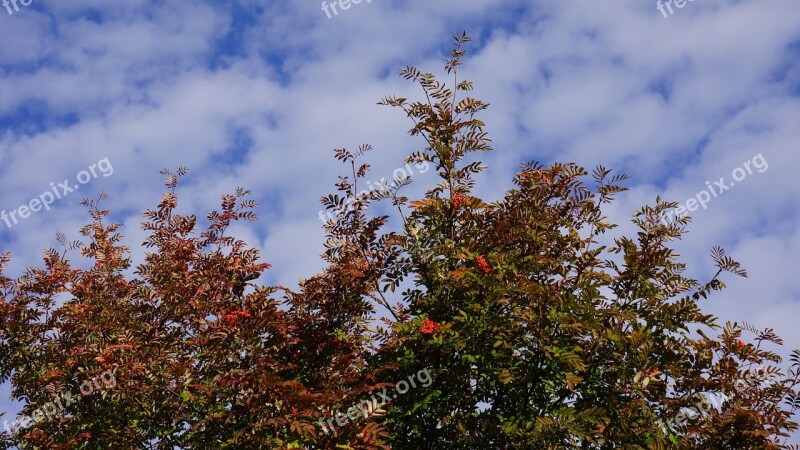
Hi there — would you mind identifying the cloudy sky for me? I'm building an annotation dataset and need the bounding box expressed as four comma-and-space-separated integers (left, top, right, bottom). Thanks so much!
1, 0, 798, 435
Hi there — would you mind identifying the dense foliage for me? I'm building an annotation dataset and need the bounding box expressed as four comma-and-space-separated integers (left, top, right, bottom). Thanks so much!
1, 34, 799, 449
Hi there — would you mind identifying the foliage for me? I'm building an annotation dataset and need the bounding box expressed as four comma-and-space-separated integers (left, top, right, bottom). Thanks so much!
1, 34, 799, 449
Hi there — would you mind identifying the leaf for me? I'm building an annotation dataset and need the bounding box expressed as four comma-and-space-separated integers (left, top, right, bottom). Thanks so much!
565, 373, 584, 391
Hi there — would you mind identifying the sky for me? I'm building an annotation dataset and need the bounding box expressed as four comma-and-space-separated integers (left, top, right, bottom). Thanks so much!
0, 0, 799, 441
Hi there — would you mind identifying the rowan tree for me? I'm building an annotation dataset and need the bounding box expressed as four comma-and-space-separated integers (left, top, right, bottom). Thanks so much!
0, 33, 799, 450
365, 33, 800, 449
0, 171, 388, 449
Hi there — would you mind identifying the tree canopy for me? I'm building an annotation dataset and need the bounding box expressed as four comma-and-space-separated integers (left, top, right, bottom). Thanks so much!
1, 34, 798, 449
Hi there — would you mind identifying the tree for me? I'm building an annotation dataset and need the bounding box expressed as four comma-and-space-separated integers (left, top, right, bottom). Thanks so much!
1, 34, 799, 449
0, 173, 387, 449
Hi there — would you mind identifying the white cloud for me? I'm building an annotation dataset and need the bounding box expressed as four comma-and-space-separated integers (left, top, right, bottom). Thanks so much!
1, 0, 799, 440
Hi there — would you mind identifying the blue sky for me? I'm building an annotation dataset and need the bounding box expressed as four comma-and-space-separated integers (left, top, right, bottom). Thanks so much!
1, 0, 799, 438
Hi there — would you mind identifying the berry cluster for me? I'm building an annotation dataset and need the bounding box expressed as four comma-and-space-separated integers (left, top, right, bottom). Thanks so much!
452, 192, 466, 208
476, 256, 492, 274
420, 318, 441, 335
222, 310, 252, 324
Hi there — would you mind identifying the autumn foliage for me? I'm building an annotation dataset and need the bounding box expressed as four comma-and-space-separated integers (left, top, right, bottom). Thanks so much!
1, 34, 799, 449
